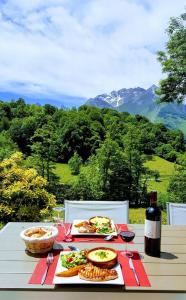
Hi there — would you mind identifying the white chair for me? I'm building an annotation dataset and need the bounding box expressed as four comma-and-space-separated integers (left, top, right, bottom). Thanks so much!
64, 200, 129, 224
167, 202, 186, 225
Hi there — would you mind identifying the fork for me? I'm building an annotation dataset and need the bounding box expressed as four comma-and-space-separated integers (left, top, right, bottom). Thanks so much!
41, 252, 54, 285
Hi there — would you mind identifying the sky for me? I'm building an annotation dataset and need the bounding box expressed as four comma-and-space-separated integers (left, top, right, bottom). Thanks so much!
0, 0, 185, 106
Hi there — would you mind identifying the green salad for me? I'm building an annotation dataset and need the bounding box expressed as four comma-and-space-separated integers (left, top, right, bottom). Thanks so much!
61, 250, 87, 268
96, 224, 114, 234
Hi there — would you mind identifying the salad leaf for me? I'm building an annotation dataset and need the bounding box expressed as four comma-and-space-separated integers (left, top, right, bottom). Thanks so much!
61, 250, 87, 269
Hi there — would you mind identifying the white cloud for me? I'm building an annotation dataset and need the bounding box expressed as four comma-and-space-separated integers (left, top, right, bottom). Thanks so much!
0, 0, 185, 103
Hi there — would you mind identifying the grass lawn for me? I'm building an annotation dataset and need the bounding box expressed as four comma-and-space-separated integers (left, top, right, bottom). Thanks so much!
129, 208, 167, 225
55, 163, 78, 184
144, 155, 175, 195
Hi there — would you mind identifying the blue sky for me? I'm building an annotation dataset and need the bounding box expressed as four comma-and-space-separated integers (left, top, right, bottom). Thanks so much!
0, 0, 185, 106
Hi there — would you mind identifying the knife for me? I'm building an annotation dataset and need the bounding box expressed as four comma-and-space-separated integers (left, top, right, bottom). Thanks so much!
129, 258, 140, 286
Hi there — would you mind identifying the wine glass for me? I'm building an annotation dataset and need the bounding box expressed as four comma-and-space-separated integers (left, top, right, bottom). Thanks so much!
52, 207, 73, 242
119, 229, 135, 258
52, 206, 65, 226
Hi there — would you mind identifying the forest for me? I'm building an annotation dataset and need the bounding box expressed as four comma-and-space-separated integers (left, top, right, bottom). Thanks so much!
0, 99, 185, 223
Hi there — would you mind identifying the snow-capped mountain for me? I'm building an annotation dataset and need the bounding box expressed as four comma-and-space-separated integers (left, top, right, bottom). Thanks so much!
86, 85, 157, 109
85, 85, 186, 137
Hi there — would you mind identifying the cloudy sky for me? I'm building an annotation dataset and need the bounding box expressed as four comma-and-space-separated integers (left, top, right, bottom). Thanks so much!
0, 0, 185, 105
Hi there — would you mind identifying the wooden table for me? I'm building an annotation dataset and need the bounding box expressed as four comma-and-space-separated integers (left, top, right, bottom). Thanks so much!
0, 222, 186, 300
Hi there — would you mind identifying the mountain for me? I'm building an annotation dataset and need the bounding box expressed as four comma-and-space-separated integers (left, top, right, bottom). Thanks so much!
86, 94, 113, 108
85, 85, 186, 137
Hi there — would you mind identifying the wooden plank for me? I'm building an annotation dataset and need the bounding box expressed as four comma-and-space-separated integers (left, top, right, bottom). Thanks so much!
0, 251, 39, 262
0, 261, 36, 273
127, 276, 186, 292
0, 273, 53, 289
1, 292, 186, 300
142, 252, 186, 264
1, 250, 186, 264
1, 259, 185, 277
143, 262, 186, 276
0, 272, 186, 292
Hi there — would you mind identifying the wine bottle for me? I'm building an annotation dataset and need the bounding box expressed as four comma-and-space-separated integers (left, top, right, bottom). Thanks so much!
144, 191, 161, 257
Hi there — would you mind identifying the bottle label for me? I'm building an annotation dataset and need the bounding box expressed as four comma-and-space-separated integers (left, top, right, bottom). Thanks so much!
144, 219, 161, 239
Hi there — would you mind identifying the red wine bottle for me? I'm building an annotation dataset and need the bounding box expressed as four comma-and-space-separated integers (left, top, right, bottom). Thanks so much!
144, 191, 161, 257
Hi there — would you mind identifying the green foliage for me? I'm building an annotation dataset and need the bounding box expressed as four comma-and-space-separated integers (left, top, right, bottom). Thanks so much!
0, 99, 185, 208
155, 144, 178, 162
68, 152, 82, 175
168, 153, 186, 203
0, 152, 56, 223
31, 123, 57, 182
69, 134, 149, 206
157, 11, 186, 103
69, 156, 103, 200
0, 132, 18, 161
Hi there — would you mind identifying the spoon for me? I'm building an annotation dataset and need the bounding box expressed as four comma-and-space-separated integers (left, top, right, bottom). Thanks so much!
104, 234, 114, 241
68, 245, 80, 251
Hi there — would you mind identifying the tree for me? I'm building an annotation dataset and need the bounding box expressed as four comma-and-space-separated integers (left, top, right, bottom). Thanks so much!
0, 132, 18, 161
156, 12, 186, 103
9, 116, 38, 154
68, 152, 82, 175
123, 125, 149, 206
168, 153, 186, 203
0, 152, 56, 223
31, 123, 57, 182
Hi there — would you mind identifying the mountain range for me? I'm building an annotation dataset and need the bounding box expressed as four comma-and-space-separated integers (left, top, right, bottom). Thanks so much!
86, 85, 186, 137
0, 86, 186, 137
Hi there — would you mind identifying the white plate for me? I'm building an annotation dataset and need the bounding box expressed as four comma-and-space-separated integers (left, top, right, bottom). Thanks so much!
71, 219, 118, 236
53, 251, 124, 285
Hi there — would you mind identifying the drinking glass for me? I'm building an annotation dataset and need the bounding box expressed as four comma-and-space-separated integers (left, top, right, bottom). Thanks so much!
52, 207, 73, 242
63, 224, 73, 242
52, 206, 65, 226
119, 229, 135, 258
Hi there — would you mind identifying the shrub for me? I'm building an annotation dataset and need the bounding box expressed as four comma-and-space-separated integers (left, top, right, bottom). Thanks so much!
0, 152, 56, 223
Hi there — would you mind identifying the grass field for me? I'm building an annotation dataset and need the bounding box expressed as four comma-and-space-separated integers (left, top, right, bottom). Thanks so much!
55, 163, 78, 183
144, 156, 175, 194
129, 208, 167, 224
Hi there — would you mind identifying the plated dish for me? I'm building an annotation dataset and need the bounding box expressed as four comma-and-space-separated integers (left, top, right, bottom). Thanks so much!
71, 217, 117, 236
53, 248, 124, 285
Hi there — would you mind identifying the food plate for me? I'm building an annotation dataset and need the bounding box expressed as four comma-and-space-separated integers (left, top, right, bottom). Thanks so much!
71, 219, 117, 236
53, 251, 124, 285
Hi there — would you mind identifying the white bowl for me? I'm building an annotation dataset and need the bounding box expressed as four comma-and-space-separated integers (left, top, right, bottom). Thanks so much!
20, 225, 58, 254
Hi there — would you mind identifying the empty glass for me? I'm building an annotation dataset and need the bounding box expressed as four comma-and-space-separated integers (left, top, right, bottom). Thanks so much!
52, 206, 65, 226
